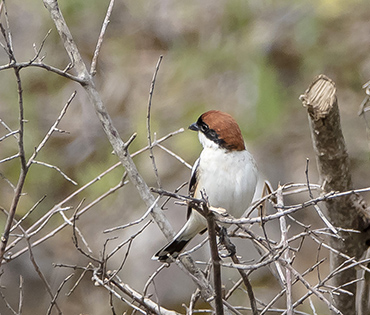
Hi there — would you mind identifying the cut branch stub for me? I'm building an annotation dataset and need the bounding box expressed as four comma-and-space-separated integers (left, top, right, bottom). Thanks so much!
301, 74, 337, 120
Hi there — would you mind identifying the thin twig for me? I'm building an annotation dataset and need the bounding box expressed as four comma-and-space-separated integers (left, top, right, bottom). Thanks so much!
46, 273, 74, 315
230, 254, 258, 315
143, 264, 167, 297
72, 207, 101, 263
147, 55, 163, 188
0, 287, 17, 315
30, 29, 52, 63
27, 91, 77, 167
23, 229, 63, 313
107, 220, 152, 261
10, 195, 46, 232
32, 160, 77, 185
0, 118, 19, 140
282, 262, 343, 315
97, 272, 180, 315
7, 179, 126, 261
0, 130, 19, 142
0, 91, 75, 264
157, 143, 193, 169
90, 0, 115, 76
0, 61, 85, 83
66, 264, 93, 296
18, 275, 24, 315
104, 196, 159, 233
0, 153, 20, 164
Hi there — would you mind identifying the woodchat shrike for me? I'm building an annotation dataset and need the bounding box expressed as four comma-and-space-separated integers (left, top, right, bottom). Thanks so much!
154, 110, 258, 262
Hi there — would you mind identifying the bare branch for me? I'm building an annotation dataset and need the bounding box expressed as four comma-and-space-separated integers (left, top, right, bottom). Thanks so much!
0, 61, 86, 83
282, 262, 343, 315
147, 55, 163, 188
6, 179, 126, 261
0, 61, 27, 265
104, 196, 159, 233
202, 198, 223, 315
90, 0, 115, 76
276, 185, 292, 315
31, 160, 77, 185
95, 273, 180, 315
22, 228, 63, 313
0, 153, 20, 164
0, 288, 17, 315
0, 130, 19, 142
18, 275, 24, 315
107, 220, 152, 261
9, 195, 46, 233
46, 273, 74, 315
30, 29, 52, 63
157, 143, 193, 169
27, 91, 77, 167
0, 118, 19, 140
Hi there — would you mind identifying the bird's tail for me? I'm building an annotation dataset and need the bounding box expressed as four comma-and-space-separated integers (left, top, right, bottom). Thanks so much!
153, 238, 191, 262
153, 211, 207, 262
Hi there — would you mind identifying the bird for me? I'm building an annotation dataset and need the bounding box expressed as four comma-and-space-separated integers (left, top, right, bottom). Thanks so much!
153, 110, 258, 262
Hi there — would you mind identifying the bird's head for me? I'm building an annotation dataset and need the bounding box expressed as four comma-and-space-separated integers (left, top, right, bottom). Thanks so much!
189, 110, 245, 151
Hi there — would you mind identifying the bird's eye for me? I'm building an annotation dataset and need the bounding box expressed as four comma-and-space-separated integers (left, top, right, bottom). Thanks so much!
200, 123, 209, 132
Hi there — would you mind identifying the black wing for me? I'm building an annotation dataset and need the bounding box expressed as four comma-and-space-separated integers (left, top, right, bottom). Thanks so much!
187, 158, 200, 219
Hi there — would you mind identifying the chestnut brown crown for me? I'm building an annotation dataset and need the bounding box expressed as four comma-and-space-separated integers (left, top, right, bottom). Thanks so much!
189, 110, 245, 151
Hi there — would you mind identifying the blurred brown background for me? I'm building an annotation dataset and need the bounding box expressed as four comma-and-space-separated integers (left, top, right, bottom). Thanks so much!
1, 0, 370, 314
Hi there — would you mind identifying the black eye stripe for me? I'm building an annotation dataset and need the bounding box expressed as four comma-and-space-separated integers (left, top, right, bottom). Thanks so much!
207, 130, 216, 137
203, 127, 225, 146
196, 117, 225, 147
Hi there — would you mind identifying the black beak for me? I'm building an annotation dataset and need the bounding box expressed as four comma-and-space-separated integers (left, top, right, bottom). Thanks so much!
189, 122, 199, 131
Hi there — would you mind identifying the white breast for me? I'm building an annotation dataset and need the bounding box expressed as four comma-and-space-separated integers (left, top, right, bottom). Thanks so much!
195, 146, 258, 218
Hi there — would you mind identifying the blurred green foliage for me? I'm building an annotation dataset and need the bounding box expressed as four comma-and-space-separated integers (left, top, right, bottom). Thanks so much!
1, 0, 370, 313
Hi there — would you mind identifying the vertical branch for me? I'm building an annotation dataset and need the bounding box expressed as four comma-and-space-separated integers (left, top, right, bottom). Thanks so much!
300, 74, 370, 314
147, 55, 163, 188
204, 203, 223, 315
276, 185, 292, 315
0, 67, 28, 265
18, 276, 24, 315
230, 254, 258, 315
358, 249, 370, 315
